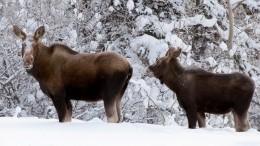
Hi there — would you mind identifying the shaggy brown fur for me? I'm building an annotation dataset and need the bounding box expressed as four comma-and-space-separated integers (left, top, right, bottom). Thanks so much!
149, 47, 255, 132
13, 25, 132, 123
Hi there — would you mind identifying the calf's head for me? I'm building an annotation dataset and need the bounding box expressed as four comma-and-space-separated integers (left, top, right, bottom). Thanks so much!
13, 26, 45, 70
148, 47, 182, 83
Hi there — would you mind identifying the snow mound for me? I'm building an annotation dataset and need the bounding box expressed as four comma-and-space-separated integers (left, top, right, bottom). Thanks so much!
0, 117, 259, 146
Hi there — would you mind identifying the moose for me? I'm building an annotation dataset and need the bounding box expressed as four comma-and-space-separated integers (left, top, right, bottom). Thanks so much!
13, 25, 133, 123
149, 47, 255, 132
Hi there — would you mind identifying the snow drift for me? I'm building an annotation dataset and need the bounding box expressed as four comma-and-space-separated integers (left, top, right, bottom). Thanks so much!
0, 117, 259, 146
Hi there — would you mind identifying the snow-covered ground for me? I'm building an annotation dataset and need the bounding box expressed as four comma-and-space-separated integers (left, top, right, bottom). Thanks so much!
0, 117, 259, 146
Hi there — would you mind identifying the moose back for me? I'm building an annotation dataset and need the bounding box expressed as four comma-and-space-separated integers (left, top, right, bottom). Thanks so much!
149, 47, 255, 132
13, 25, 132, 123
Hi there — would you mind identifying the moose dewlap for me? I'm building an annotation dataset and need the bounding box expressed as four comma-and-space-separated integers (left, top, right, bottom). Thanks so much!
13, 25, 133, 123
149, 47, 255, 132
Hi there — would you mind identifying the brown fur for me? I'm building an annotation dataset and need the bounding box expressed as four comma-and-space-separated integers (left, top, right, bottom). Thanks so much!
149, 47, 255, 132
13, 26, 133, 123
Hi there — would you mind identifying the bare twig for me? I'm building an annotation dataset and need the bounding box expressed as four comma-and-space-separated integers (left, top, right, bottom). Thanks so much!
142, 88, 166, 124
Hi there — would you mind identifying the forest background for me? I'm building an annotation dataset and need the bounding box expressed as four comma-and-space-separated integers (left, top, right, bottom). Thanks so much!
0, 0, 259, 130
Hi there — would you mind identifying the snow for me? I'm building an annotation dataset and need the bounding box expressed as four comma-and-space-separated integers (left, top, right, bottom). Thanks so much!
185, 15, 218, 27
165, 34, 191, 51
205, 57, 217, 67
219, 41, 228, 51
70, 0, 76, 5
130, 34, 168, 64
77, 13, 83, 20
36, 90, 44, 99
0, 117, 259, 146
18, 0, 25, 7
127, 0, 134, 13
108, 6, 114, 12
135, 14, 217, 37
27, 94, 36, 103
89, 41, 99, 50
204, 0, 227, 17
113, 0, 121, 7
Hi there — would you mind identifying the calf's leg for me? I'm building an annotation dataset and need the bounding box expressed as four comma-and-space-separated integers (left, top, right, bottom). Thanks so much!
232, 111, 250, 132
197, 112, 206, 128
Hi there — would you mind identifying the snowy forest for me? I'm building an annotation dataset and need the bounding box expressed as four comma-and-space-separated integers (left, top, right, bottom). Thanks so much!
0, 0, 259, 131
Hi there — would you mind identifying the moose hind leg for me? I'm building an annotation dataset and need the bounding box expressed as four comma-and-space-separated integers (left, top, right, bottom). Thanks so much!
232, 111, 250, 132
116, 78, 130, 123
103, 89, 119, 123
64, 99, 72, 122
116, 97, 123, 123
103, 73, 129, 123
104, 99, 118, 123
197, 112, 206, 128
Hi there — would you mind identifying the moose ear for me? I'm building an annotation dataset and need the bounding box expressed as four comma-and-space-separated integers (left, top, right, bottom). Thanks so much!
34, 26, 45, 42
13, 25, 26, 41
166, 47, 182, 59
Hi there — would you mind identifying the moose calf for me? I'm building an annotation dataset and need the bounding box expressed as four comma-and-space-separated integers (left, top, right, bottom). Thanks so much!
149, 47, 255, 132
13, 25, 132, 123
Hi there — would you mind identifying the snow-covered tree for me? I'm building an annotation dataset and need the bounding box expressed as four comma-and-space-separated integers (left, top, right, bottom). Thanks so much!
0, 0, 259, 130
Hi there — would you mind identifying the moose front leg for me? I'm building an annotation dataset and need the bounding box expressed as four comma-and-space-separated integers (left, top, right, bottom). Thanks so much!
51, 96, 72, 122
186, 109, 198, 129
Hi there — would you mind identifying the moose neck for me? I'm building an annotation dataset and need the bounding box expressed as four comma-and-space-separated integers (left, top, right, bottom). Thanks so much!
164, 58, 185, 94
27, 44, 52, 81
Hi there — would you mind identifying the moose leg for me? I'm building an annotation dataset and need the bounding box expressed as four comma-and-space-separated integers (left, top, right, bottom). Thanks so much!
116, 79, 130, 123
103, 74, 129, 123
64, 99, 72, 122
102, 85, 119, 123
104, 99, 118, 123
186, 109, 197, 129
232, 111, 250, 132
51, 97, 71, 122
116, 97, 123, 123
197, 112, 206, 128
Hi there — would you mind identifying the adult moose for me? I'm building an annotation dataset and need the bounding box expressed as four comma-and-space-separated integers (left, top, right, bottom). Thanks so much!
149, 47, 255, 132
13, 25, 132, 123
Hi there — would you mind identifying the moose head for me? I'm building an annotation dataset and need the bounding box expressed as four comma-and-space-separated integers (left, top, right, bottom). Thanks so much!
148, 47, 182, 84
13, 26, 45, 70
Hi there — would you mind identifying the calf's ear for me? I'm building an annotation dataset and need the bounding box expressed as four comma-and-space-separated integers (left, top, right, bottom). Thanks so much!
13, 25, 26, 41
34, 26, 45, 42
166, 47, 182, 58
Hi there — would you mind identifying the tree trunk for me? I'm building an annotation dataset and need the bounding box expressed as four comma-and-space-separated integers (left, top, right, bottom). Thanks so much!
227, 0, 234, 50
